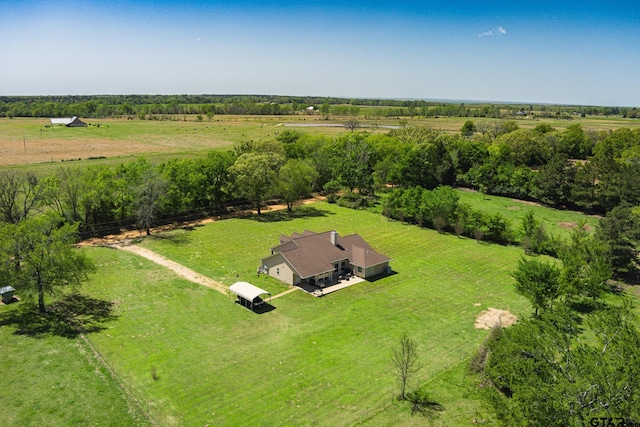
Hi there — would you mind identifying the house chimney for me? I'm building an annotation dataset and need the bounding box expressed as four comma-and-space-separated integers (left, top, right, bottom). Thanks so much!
330, 230, 338, 246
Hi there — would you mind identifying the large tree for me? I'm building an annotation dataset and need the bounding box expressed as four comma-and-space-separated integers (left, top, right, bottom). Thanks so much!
0, 170, 45, 224
228, 152, 284, 214
276, 159, 318, 211
512, 258, 560, 316
483, 305, 640, 426
134, 168, 167, 236
1, 213, 95, 314
595, 204, 640, 276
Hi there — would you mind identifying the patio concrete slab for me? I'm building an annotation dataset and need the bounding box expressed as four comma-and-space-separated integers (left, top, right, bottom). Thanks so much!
299, 276, 366, 297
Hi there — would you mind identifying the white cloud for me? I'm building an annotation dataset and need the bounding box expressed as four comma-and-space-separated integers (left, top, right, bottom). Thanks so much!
478, 26, 506, 37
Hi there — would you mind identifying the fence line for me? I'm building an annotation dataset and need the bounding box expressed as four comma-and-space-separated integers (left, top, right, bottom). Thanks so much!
80, 335, 159, 426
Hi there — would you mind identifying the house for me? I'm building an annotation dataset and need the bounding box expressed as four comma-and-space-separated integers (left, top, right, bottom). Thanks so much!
50, 116, 87, 127
259, 230, 391, 286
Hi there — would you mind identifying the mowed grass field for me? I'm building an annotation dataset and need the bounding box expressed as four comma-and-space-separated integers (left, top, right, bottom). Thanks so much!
0, 321, 150, 426
454, 189, 601, 239
73, 202, 536, 426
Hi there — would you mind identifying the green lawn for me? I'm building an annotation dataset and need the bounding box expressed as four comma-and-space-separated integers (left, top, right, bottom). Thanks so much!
454, 189, 601, 240
0, 199, 609, 426
0, 310, 149, 427
70, 202, 533, 426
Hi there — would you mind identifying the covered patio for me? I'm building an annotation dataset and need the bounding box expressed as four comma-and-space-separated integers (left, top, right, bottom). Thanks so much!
298, 275, 366, 297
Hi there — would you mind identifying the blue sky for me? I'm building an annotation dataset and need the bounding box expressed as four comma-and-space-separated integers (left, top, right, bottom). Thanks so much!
1, 1, 639, 106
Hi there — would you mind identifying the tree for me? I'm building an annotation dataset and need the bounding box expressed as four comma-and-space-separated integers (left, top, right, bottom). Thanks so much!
320, 103, 330, 120
482, 304, 640, 426
44, 167, 87, 224
228, 152, 284, 214
276, 159, 318, 211
460, 120, 476, 137
558, 224, 612, 300
595, 205, 640, 276
520, 210, 550, 255
134, 169, 167, 236
344, 119, 360, 132
0, 170, 44, 223
391, 332, 422, 400
333, 136, 375, 195
0, 213, 95, 314
512, 258, 560, 316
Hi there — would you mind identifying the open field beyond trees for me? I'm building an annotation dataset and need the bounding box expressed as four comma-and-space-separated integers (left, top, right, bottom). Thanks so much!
2, 114, 640, 169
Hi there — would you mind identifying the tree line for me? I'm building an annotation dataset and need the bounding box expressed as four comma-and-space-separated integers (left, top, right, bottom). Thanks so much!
2, 120, 640, 234
1, 94, 638, 119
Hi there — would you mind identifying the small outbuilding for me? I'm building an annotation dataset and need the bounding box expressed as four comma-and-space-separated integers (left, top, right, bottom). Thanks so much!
0, 286, 16, 304
229, 282, 270, 311
50, 116, 87, 127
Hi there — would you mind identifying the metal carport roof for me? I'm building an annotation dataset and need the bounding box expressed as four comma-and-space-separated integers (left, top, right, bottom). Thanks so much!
229, 282, 270, 301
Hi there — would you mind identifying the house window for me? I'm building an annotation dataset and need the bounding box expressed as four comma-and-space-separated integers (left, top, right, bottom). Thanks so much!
276, 267, 280, 275
341, 261, 346, 269
357, 266, 362, 273
334, 263, 339, 272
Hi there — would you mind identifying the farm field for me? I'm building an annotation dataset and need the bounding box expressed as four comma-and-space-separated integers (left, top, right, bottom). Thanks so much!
75, 202, 535, 426
1, 114, 639, 169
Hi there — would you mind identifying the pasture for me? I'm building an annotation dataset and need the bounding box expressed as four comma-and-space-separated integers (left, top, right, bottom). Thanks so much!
78, 202, 532, 426
1, 113, 639, 169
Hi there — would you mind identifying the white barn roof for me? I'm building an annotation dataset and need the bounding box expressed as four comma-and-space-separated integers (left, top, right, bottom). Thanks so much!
51, 117, 73, 125
229, 282, 270, 301
50, 116, 86, 126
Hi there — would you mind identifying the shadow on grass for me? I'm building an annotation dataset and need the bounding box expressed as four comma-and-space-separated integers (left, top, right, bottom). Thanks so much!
234, 301, 276, 314
149, 231, 193, 245
404, 389, 445, 419
0, 294, 118, 338
568, 298, 606, 315
366, 270, 398, 283
239, 206, 333, 223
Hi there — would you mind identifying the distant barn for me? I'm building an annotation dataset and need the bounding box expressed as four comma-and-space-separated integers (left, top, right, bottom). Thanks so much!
50, 116, 87, 127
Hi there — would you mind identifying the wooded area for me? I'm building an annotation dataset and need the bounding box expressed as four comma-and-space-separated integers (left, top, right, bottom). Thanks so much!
1, 94, 638, 119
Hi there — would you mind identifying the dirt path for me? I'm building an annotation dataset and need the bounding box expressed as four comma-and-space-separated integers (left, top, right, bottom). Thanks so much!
116, 243, 228, 295
269, 287, 299, 300
81, 195, 326, 247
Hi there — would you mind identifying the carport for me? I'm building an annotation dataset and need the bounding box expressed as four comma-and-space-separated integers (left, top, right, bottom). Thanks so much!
229, 282, 271, 311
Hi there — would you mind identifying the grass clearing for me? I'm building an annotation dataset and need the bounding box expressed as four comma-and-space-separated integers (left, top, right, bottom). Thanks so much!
73, 202, 533, 425
454, 188, 601, 240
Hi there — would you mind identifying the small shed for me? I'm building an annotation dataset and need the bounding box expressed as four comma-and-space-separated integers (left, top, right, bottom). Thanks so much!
229, 282, 270, 311
0, 286, 16, 304
50, 116, 87, 127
